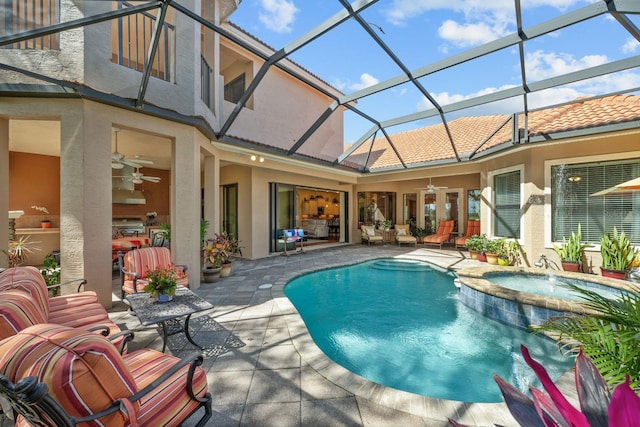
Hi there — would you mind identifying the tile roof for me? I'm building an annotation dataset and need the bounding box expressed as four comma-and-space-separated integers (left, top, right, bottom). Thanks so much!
346, 95, 640, 171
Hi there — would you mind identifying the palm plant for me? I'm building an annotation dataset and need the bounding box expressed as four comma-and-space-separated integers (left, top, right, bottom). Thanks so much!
535, 283, 640, 392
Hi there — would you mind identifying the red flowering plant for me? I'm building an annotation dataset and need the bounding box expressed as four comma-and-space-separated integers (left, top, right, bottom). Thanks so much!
143, 264, 177, 298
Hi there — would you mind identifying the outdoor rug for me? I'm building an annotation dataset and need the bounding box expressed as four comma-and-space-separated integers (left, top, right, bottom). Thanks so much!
157, 314, 245, 359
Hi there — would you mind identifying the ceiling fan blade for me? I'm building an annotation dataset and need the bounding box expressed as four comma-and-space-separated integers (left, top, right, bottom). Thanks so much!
111, 162, 124, 169
132, 158, 154, 165
120, 159, 144, 168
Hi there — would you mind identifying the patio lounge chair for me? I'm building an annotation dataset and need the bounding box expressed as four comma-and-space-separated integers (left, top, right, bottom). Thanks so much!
0, 323, 212, 427
394, 224, 417, 247
361, 225, 383, 245
455, 220, 481, 248
423, 220, 455, 249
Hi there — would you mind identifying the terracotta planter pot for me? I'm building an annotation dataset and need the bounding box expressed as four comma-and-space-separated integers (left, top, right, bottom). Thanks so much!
561, 261, 581, 272
477, 252, 487, 262
41, 221, 51, 229
219, 262, 232, 278
600, 267, 627, 280
485, 252, 499, 265
468, 250, 478, 260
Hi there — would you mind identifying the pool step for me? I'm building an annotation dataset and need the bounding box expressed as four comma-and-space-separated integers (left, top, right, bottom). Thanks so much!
369, 259, 433, 272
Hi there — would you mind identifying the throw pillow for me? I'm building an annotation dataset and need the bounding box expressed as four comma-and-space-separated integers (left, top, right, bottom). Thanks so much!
396, 228, 406, 236
366, 228, 375, 236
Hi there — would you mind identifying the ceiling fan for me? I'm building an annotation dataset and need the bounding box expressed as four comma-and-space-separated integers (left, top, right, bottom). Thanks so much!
111, 128, 154, 170
417, 178, 448, 193
114, 167, 161, 184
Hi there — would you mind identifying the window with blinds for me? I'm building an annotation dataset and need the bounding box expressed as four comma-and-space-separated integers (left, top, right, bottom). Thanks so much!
3, 0, 59, 50
494, 170, 520, 238
551, 159, 640, 245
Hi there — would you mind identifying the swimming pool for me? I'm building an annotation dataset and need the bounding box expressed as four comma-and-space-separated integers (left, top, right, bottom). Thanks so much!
284, 258, 572, 403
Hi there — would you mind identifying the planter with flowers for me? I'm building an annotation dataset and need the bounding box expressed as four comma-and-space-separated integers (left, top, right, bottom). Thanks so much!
31, 205, 51, 228
143, 265, 177, 302
202, 237, 229, 283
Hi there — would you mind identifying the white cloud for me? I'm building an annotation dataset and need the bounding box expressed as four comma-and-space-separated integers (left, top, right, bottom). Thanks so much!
349, 73, 380, 91
437, 19, 503, 47
525, 50, 608, 81
622, 37, 640, 54
258, 0, 299, 33
383, 0, 584, 26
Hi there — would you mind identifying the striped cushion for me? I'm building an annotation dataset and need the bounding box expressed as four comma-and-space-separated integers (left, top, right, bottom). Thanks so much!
124, 349, 209, 426
0, 324, 139, 426
123, 247, 189, 294
0, 290, 46, 340
0, 266, 50, 318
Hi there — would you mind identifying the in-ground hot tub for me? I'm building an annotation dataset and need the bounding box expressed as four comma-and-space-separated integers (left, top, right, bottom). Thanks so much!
455, 266, 635, 329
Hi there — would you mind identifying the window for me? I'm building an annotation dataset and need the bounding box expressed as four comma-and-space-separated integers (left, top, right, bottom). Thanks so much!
551, 159, 640, 244
111, 1, 174, 81
224, 73, 245, 104
493, 170, 520, 238
2, 0, 59, 50
358, 192, 395, 226
467, 190, 481, 220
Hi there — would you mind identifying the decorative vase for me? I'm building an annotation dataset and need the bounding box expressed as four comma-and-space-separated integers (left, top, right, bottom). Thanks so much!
477, 252, 487, 262
485, 252, 499, 265
600, 267, 627, 280
157, 293, 173, 303
202, 266, 221, 283
561, 261, 581, 272
41, 221, 51, 229
219, 262, 232, 278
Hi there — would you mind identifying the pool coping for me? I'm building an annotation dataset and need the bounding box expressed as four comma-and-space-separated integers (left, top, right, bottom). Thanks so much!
270, 256, 578, 426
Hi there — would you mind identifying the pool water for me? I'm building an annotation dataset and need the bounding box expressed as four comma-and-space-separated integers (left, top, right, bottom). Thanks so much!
284, 258, 573, 403
485, 272, 623, 301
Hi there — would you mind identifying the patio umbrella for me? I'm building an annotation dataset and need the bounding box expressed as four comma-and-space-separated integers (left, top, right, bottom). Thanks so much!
615, 176, 640, 190
589, 186, 632, 197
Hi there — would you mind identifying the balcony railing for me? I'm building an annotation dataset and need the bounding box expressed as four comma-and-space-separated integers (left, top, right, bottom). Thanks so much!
201, 55, 212, 108
114, 1, 174, 82
3, 0, 60, 50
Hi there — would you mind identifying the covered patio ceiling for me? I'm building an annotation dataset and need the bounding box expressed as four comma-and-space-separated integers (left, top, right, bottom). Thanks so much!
1, 0, 640, 173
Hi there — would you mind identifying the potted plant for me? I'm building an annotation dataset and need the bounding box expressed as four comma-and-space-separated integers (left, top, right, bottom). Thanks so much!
382, 219, 393, 231
474, 234, 490, 262
497, 240, 524, 266
40, 252, 61, 297
552, 224, 590, 272
485, 238, 503, 265
464, 235, 482, 259
201, 237, 229, 282
1, 235, 37, 268
31, 205, 51, 228
143, 265, 177, 302
600, 227, 639, 280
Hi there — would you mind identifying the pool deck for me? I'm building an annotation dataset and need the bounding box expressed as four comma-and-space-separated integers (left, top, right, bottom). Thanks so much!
107, 243, 580, 427
1, 244, 579, 427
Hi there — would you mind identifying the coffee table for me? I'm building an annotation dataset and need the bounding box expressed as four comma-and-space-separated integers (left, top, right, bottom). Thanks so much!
126, 287, 215, 353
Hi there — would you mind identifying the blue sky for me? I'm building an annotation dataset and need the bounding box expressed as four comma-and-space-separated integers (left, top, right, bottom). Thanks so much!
229, 1, 640, 145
